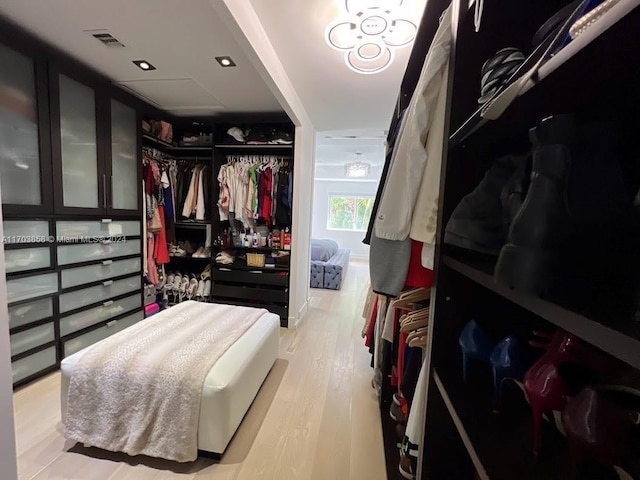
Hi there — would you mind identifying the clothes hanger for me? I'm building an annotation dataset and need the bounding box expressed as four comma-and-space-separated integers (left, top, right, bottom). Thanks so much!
393, 288, 430, 308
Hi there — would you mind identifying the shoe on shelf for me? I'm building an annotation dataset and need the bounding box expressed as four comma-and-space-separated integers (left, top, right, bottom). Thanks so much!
178, 277, 189, 302
192, 246, 205, 258
202, 246, 211, 258
269, 130, 293, 144
196, 279, 206, 300
187, 278, 199, 300
203, 279, 211, 299
201, 264, 211, 280
445, 154, 526, 255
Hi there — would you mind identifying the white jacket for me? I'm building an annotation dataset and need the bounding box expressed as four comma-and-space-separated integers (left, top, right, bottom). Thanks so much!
374, 4, 452, 255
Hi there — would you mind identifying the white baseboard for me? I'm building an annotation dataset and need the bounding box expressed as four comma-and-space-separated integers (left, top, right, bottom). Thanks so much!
349, 254, 368, 261
290, 300, 309, 329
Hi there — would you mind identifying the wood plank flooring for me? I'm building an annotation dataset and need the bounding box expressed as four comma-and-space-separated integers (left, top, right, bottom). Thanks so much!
12, 260, 387, 480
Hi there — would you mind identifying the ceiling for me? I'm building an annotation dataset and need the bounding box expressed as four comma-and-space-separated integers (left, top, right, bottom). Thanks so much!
250, 0, 426, 132
0, 0, 283, 116
314, 130, 386, 181
0, 0, 425, 135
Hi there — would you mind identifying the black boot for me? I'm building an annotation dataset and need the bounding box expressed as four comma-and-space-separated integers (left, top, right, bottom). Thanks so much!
494, 122, 571, 296
445, 154, 526, 255
496, 113, 640, 303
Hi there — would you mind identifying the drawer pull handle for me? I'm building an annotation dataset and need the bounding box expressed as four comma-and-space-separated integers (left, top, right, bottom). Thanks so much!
103, 300, 114, 307
101, 219, 112, 224
102, 280, 113, 287
106, 320, 117, 328
102, 260, 113, 266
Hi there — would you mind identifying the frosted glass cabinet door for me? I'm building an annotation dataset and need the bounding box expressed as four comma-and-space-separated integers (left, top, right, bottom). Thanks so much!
111, 100, 137, 211
0, 43, 42, 206
59, 74, 99, 208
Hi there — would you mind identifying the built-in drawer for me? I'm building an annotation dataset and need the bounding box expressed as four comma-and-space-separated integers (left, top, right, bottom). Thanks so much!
12, 346, 56, 384
214, 284, 288, 303
6, 273, 58, 304
9, 297, 54, 329
63, 311, 144, 357
60, 294, 142, 336
56, 220, 140, 239
10, 322, 55, 357
62, 257, 142, 289
5, 247, 51, 274
59, 275, 141, 313
213, 268, 289, 287
3, 220, 49, 244
57, 240, 140, 266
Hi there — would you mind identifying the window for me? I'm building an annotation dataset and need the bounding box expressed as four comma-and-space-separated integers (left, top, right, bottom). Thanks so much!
328, 195, 374, 231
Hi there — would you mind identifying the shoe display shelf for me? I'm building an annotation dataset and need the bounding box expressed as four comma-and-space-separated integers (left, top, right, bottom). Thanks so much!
385, 0, 640, 479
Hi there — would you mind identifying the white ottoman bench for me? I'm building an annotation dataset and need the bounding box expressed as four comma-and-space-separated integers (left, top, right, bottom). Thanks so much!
61, 310, 280, 456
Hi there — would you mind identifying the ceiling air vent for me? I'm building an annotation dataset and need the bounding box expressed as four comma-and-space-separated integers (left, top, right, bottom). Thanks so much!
85, 30, 125, 48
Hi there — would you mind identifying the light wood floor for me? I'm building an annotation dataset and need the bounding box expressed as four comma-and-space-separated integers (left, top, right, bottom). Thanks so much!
12, 260, 387, 480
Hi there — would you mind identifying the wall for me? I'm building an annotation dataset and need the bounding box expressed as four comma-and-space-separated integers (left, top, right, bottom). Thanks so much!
0, 201, 18, 480
312, 179, 377, 259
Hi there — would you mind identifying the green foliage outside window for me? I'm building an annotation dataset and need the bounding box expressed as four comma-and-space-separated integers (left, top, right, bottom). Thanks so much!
328, 195, 374, 231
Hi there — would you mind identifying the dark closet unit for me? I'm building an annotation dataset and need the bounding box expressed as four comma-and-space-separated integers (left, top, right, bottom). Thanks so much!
378, 1, 640, 479
0, 18, 145, 388
143, 116, 295, 327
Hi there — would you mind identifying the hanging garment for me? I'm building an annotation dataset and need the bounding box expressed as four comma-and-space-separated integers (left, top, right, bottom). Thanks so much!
142, 180, 148, 275
196, 166, 206, 220
147, 234, 159, 285
275, 171, 291, 226
402, 358, 428, 468
161, 171, 176, 244
258, 168, 273, 227
217, 164, 230, 221
181, 167, 198, 218
364, 108, 408, 245
153, 206, 170, 265
374, 5, 452, 242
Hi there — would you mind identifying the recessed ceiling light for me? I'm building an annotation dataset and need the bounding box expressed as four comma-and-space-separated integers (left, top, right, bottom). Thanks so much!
133, 60, 156, 71
215, 56, 236, 67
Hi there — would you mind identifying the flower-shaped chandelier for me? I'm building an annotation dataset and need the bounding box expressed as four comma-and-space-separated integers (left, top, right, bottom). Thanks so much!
325, 0, 418, 74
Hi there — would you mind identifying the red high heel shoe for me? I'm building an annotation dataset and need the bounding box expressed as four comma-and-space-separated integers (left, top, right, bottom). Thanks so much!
523, 330, 613, 455
562, 385, 640, 479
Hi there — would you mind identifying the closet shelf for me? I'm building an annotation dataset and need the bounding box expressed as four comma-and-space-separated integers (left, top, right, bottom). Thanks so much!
218, 245, 290, 253
433, 369, 573, 480
143, 134, 212, 151
214, 263, 289, 273
174, 221, 209, 229
449, 0, 639, 145
442, 254, 640, 369
213, 144, 293, 150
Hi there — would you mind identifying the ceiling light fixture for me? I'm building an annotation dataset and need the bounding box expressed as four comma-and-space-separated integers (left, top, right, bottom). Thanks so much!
345, 153, 371, 177
325, 0, 417, 74
215, 56, 236, 67
133, 60, 156, 71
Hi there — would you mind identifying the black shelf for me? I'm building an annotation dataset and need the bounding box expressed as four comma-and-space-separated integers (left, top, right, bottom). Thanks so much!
215, 263, 289, 273
143, 134, 212, 151
174, 221, 209, 229
433, 369, 574, 480
214, 143, 293, 150
219, 245, 290, 253
449, 1, 640, 146
442, 253, 640, 369
168, 255, 211, 261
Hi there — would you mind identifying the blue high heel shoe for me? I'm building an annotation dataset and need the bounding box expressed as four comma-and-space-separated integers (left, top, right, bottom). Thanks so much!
490, 336, 530, 412
458, 320, 494, 383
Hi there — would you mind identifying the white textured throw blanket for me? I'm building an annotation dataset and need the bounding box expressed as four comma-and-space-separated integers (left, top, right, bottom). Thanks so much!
64, 301, 266, 462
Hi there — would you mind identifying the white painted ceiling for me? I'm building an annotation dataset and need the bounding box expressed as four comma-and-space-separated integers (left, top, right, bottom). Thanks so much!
314, 130, 386, 180
0, 0, 283, 115
250, 0, 427, 132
